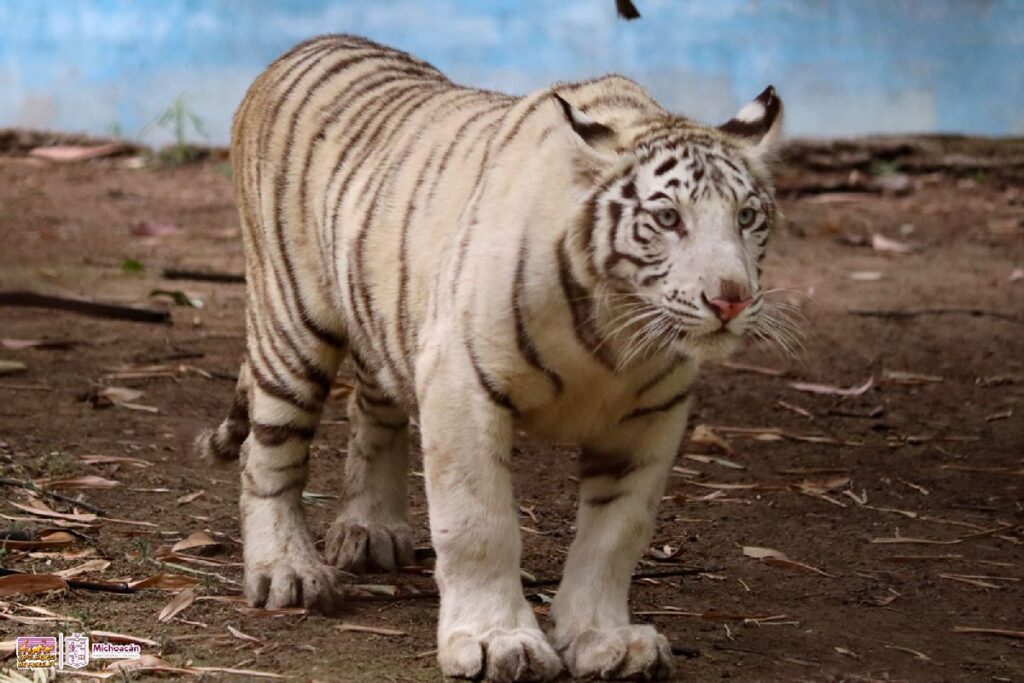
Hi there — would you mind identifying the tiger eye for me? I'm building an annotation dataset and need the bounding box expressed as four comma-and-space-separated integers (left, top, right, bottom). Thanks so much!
655, 208, 680, 229
738, 207, 757, 228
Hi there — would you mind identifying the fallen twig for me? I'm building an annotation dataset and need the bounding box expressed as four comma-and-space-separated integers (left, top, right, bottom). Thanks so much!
871, 523, 1021, 546
952, 626, 1024, 640
849, 307, 1023, 325
0, 290, 171, 324
0, 477, 107, 515
162, 268, 245, 284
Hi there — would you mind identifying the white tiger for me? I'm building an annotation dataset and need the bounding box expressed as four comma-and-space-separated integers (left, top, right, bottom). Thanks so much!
197, 34, 786, 681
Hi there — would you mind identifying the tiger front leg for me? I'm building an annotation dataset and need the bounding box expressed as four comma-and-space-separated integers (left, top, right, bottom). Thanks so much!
418, 357, 562, 682
550, 402, 691, 680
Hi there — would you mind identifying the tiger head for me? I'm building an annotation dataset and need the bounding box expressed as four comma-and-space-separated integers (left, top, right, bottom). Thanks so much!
558, 87, 797, 364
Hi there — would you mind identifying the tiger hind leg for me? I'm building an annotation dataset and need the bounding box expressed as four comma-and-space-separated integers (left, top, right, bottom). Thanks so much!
325, 370, 415, 573
195, 359, 251, 463
238, 296, 347, 613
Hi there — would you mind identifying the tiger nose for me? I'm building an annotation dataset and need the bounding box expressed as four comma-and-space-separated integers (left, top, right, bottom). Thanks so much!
706, 296, 753, 322
703, 279, 753, 322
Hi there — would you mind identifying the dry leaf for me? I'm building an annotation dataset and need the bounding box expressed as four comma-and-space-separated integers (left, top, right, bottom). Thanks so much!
976, 372, 1024, 387
1, 513, 92, 529
89, 630, 159, 647
789, 377, 873, 397
871, 233, 917, 254
670, 465, 700, 478
158, 586, 197, 623
99, 386, 144, 403
684, 454, 745, 470
1, 338, 81, 350
742, 546, 834, 577
776, 399, 813, 418
76, 454, 153, 468
8, 499, 97, 523
0, 530, 76, 550
743, 546, 787, 560
177, 490, 205, 505
227, 625, 261, 643
0, 360, 28, 376
985, 409, 1013, 422
0, 573, 68, 597
647, 544, 683, 560
172, 531, 221, 555
939, 574, 1002, 589
29, 143, 124, 162
720, 360, 785, 376
192, 666, 287, 679
18, 605, 82, 621
687, 425, 732, 454
794, 477, 851, 494
55, 559, 111, 579
47, 475, 120, 490
105, 654, 194, 676
884, 644, 932, 662
884, 371, 943, 385
753, 432, 785, 442
847, 271, 884, 281
129, 573, 202, 591
97, 386, 159, 413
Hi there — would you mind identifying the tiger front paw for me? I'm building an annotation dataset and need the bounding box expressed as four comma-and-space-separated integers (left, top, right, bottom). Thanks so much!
439, 627, 563, 682
558, 625, 675, 680
243, 540, 346, 614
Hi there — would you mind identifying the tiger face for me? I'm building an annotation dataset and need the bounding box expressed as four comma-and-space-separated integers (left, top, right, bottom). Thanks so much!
606, 140, 775, 360
561, 87, 793, 364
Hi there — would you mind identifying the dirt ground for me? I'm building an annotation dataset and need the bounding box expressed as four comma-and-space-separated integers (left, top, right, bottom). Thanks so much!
0, 132, 1022, 682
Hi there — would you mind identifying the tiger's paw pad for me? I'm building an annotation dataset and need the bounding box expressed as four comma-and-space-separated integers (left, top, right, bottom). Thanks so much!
560, 625, 675, 680
439, 627, 562, 682
324, 519, 415, 573
243, 550, 345, 615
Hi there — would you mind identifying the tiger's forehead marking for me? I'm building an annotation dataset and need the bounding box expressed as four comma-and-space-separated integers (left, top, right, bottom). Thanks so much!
625, 138, 764, 205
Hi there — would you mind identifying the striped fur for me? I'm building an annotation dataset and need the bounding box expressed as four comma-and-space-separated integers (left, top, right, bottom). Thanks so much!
196, 35, 784, 681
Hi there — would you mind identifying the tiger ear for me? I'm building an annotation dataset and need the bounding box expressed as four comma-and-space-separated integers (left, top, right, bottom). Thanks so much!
553, 93, 617, 154
718, 86, 784, 160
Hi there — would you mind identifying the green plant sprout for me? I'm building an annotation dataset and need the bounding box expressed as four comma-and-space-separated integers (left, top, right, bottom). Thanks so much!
142, 96, 208, 166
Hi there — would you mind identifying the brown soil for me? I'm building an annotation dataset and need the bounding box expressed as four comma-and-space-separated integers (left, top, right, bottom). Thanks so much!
0, 134, 1022, 682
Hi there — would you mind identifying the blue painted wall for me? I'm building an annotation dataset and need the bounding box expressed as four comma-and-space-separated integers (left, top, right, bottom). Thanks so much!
1, 0, 1022, 144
